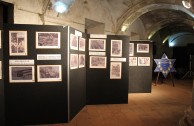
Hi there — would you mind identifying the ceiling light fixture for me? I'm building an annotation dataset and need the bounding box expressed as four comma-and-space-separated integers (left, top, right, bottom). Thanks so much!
121, 25, 127, 32
51, 0, 75, 13
182, 0, 191, 9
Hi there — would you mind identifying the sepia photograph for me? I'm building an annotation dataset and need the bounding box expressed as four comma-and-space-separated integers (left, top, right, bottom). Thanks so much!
89, 39, 106, 51
129, 57, 137, 66
90, 56, 107, 68
137, 43, 149, 53
36, 32, 60, 49
79, 37, 86, 51
70, 34, 78, 50
79, 54, 85, 68
110, 62, 122, 79
70, 54, 78, 69
37, 65, 62, 82
138, 57, 150, 66
111, 40, 122, 57
9, 66, 34, 83
129, 43, 134, 56
9, 31, 27, 56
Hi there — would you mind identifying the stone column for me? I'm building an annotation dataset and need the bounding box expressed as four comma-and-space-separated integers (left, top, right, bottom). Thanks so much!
179, 79, 194, 126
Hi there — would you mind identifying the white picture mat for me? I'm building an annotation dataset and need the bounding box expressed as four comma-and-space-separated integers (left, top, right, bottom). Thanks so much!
90, 56, 107, 68
37, 65, 62, 82
36, 32, 61, 49
89, 39, 106, 51
129, 57, 137, 66
70, 54, 78, 69
70, 34, 78, 50
137, 43, 149, 53
79, 54, 85, 68
129, 43, 134, 56
79, 37, 86, 51
9, 66, 35, 83
110, 62, 122, 79
111, 40, 122, 57
9, 31, 28, 56
138, 57, 150, 66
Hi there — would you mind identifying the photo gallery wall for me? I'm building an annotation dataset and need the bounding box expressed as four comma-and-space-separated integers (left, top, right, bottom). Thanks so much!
129, 43, 150, 66
88, 37, 123, 79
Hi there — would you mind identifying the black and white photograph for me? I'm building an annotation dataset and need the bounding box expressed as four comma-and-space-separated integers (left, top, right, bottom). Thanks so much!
111, 40, 122, 57
137, 43, 149, 53
79, 37, 85, 51
129, 43, 134, 56
89, 39, 106, 51
110, 62, 122, 79
70, 54, 78, 69
9, 66, 34, 83
79, 54, 85, 68
90, 56, 107, 68
138, 57, 150, 66
37, 65, 62, 82
36, 32, 60, 49
129, 57, 137, 66
70, 34, 78, 50
9, 31, 27, 56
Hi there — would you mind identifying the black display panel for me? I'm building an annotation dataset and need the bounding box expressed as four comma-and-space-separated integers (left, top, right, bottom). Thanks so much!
3, 24, 68, 125
129, 41, 153, 93
68, 27, 86, 120
86, 35, 129, 104
0, 26, 5, 126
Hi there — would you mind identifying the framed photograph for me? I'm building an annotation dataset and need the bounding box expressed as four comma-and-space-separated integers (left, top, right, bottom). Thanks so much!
36, 32, 60, 49
70, 34, 78, 50
9, 66, 35, 83
137, 44, 149, 53
89, 39, 106, 51
111, 40, 122, 57
138, 57, 150, 66
9, 31, 27, 56
129, 43, 134, 56
90, 56, 107, 68
37, 65, 62, 82
129, 57, 137, 66
79, 54, 85, 68
79, 37, 85, 51
70, 54, 78, 69
110, 62, 122, 79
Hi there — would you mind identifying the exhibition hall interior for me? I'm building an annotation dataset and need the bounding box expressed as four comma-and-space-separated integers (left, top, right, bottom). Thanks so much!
1, 0, 194, 126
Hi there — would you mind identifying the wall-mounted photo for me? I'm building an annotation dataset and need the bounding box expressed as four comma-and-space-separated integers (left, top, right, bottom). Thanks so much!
137, 43, 149, 53
129, 43, 134, 56
70, 34, 78, 50
36, 32, 60, 49
79, 54, 85, 68
138, 57, 150, 66
89, 39, 106, 51
37, 65, 62, 82
79, 37, 85, 51
90, 56, 107, 68
70, 54, 78, 69
9, 66, 34, 83
129, 57, 137, 66
111, 40, 122, 57
9, 31, 27, 56
110, 62, 122, 79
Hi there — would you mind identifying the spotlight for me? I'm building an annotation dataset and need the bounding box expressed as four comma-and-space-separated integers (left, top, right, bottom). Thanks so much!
121, 25, 127, 32
182, 0, 191, 9
53, 1, 68, 13
169, 42, 175, 47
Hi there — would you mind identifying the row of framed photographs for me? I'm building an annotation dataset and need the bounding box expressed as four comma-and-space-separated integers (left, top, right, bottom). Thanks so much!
129, 43, 149, 56
129, 57, 150, 66
70, 54, 85, 69
70, 34, 85, 51
9, 65, 62, 83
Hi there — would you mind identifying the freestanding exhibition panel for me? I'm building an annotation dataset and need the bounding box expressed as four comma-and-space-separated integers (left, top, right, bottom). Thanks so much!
128, 40, 153, 93
86, 35, 129, 104
3, 24, 86, 125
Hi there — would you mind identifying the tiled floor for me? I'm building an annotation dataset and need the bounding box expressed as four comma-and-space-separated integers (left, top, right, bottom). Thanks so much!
35, 79, 193, 126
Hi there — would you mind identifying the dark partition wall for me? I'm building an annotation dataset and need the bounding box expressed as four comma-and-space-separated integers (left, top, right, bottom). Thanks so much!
68, 27, 86, 120
86, 35, 129, 104
3, 24, 68, 125
0, 26, 5, 126
129, 41, 153, 93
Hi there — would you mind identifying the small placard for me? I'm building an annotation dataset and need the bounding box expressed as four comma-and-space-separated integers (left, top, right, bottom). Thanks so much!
89, 52, 106, 56
110, 58, 126, 62
37, 54, 61, 60
75, 30, 82, 37
9, 59, 34, 65
90, 34, 107, 38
